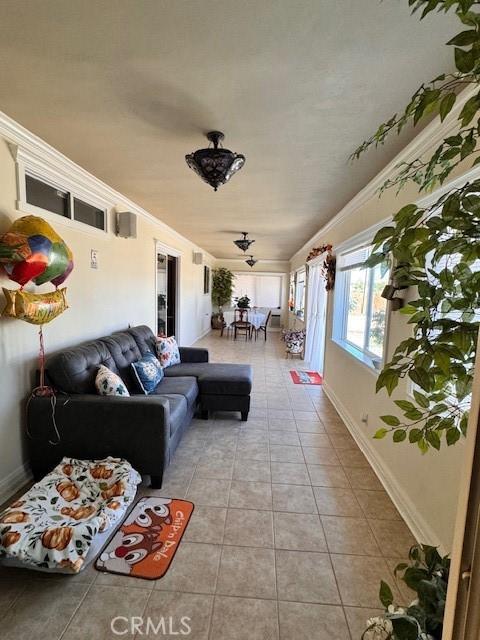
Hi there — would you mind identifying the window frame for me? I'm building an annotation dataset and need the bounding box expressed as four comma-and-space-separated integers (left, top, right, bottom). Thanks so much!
332, 221, 391, 372
16, 160, 109, 235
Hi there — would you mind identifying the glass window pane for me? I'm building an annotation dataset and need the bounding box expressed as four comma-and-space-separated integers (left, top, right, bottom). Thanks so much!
25, 174, 70, 217
368, 265, 388, 358
345, 266, 368, 349
295, 270, 305, 319
157, 253, 167, 335
289, 273, 295, 311
232, 274, 255, 307
73, 198, 105, 230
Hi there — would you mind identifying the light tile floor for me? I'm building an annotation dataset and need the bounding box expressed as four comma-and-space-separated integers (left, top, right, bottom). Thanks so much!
0, 331, 417, 639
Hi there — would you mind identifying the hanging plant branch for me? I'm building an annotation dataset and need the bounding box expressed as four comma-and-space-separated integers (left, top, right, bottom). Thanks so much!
351, 0, 480, 452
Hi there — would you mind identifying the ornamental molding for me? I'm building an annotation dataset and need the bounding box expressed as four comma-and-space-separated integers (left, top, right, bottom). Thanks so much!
0, 110, 215, 262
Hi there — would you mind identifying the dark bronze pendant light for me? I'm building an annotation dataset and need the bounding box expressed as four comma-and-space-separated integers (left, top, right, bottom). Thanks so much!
185, 131, 245, 191
233, 232, 255, 253
245, 255, 257, 268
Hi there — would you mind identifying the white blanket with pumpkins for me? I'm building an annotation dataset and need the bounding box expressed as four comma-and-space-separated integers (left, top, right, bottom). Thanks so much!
0, 457, 141, 573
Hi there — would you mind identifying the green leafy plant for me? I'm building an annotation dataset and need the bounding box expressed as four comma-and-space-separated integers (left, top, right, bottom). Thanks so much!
211, 267, 235, 310
363, 545, 450, 640
353, 0, 480, 451
234, 295, 251, 309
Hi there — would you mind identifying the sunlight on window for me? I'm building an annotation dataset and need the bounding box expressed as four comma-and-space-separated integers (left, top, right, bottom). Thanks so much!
368, 265, 388, 357
346, 267, 368, 349
335, 242, 389, 366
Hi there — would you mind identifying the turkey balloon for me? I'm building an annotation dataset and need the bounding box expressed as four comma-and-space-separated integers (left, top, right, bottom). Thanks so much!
0, 215, 74, 287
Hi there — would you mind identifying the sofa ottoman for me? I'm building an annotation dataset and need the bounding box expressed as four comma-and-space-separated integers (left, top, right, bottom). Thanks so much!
128, 326, 253, 420
192, 364, 252, 421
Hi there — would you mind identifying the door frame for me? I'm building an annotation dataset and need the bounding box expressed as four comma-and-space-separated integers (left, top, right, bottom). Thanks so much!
155, 240, 182, 343
443, 335, 480, 640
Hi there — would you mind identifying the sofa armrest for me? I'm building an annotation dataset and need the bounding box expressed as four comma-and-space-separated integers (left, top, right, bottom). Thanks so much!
179, 347, 209, 363
26, 394, 170, 478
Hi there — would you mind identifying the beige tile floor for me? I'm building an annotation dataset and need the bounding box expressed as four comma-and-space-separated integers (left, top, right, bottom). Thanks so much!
0, 331, 417, 639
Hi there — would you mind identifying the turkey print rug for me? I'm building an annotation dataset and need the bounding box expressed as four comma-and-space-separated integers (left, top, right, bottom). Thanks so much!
95, 496, 194, 580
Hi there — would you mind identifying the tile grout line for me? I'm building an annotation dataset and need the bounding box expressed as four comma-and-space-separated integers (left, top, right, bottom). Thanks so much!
58, 576, 97, 640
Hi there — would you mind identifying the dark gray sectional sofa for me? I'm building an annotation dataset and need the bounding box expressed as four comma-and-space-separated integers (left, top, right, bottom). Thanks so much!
26, 325, 252, 487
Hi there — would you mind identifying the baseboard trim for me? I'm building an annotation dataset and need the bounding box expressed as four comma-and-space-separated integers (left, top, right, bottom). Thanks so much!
192, 328, 212, 344
0, 462, 32, 506
323, 382, 446, 554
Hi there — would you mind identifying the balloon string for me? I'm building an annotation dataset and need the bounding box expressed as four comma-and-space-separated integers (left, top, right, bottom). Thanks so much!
39, 325, 45, 389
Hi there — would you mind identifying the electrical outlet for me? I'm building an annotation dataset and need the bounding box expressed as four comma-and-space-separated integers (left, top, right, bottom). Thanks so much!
361, 413, 368, 424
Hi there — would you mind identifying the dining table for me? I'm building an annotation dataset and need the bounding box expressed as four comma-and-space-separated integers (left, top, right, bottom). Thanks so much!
222, 309, 267, 332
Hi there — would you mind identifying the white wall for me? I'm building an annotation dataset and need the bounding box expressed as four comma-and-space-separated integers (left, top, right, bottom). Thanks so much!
0, 119, 214, 502
289, 94, 478, 552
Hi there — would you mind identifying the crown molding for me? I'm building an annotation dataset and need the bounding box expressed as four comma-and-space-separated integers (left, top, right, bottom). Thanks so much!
0, 110, 215, 263
289, 84, 479, 263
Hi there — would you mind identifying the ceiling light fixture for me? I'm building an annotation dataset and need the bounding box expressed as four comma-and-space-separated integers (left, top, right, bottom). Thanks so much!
245, 255, 257, 268
185, 131, 245, 191
233, 232, 255, 253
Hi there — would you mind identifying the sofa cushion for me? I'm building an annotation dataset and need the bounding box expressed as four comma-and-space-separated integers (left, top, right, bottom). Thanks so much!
156, 336, 181, 369
95, 365, 130, 397
153, 376, 198, 408
165, 363, 252, 396
127, 325, 157, 357
101, 333, 143, 391
163, 363, 212, 378
47, 340, 119, 394
131, 353, 164, 395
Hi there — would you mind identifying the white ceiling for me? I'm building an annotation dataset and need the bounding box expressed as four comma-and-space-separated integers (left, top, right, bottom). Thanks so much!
0, 1, 457, 259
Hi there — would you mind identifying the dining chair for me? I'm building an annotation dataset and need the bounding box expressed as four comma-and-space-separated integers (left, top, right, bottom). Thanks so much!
219, 309, 234, 338
253, 310, 272, 341
233, 308, 252, 341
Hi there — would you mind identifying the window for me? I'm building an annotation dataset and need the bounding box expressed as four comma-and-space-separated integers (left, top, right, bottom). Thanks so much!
232, 274, 282, 308
294, 269, 306, 319
26, 174, 70, 218
73, 198, 105, 231
289, 272, 295, 312
333, 244, 389, 367
23, 172, 107, 232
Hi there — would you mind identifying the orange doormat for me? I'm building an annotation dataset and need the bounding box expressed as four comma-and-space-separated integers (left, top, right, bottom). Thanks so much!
95, 496, 194, 580
290, 370, 323, 385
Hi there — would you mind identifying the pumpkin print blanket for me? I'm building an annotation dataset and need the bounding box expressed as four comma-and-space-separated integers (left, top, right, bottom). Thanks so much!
0, 457, 141, 573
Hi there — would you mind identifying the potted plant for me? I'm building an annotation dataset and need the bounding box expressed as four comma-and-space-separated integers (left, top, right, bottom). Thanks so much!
234, 295, 251, 309
363, 544, 450, 640
211, 267, 235, 329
